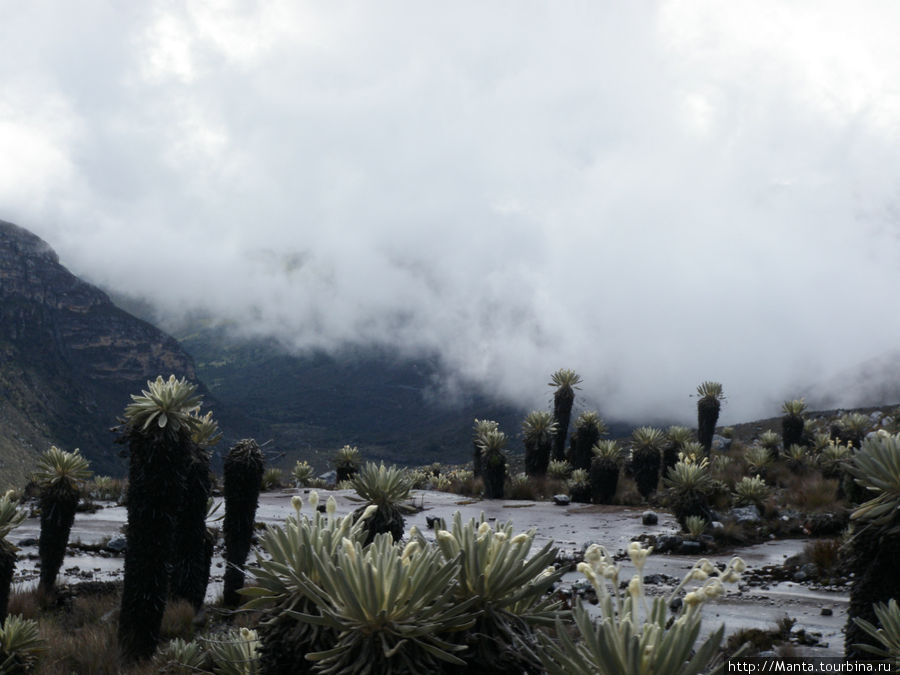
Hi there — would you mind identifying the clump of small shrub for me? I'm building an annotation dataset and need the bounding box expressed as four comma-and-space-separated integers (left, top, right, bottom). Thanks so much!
260, 468, 283, 492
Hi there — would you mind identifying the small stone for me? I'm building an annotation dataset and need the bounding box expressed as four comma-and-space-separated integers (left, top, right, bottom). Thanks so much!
678, 540, 703, 555
821, 607, 833, 616
710, 521, 724, 530
105, 537, 127, 553
642, 511, 658, 526
16, 538, 37, 547
553, 494, 571, 506
655, 534, 683, 553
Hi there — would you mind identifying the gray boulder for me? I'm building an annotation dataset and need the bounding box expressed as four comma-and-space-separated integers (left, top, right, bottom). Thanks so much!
711, 434, 732, 452
730, 505, 761, 524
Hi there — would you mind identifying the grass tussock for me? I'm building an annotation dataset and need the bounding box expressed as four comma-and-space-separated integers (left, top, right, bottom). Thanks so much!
159, 599, 196, 642
784, 474, 839, 512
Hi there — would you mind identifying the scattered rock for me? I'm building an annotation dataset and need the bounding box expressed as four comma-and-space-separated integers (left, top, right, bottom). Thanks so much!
553, 494, 571, 506
730, 505, 762, 524
655, 534, 683, 554
804, 511, 848, 536
821, 607, 833, 616
17, 538, 37, 547
318, 470, 337, 484
425, 515, 445, 530
711, 435, 732, 452
678, 540, 703, 555
642, 511, 658, 526
710, 521, 724, 531
105, 537, 127, 553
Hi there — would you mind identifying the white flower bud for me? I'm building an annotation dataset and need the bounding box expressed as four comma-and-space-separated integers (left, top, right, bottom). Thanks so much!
401, 540, 420, 560
477, 522, 492, 537
584, 544, 604, 565
361, 504, 378, 520
703, 578, 724, 600
684, 591, 703, 606
326, 496, 337, 515
627, 574, 642, 599
690, 569, 708, 581
731, 557, 746, 573
537, 566, 556, 580
342, 537, 357, 563
309, 491, 320, 510
291, 495, 302, 513
510, 533, 529, 545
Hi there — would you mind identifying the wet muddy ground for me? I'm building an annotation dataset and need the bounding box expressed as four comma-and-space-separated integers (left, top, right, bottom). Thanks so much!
12, 489, 849, 657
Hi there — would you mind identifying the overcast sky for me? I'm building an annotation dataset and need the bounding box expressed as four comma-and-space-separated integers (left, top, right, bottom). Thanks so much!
3, 1, 900, 424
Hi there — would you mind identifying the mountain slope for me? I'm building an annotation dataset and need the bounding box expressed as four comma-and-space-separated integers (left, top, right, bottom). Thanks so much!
172, 324, 527, 470
0, 220, 211, 486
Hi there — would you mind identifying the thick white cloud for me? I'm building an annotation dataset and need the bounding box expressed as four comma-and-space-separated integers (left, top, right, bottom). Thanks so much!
2, 1, 900, 424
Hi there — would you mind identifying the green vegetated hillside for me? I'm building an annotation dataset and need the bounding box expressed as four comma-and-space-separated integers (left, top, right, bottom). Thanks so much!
173, 323, 529, 471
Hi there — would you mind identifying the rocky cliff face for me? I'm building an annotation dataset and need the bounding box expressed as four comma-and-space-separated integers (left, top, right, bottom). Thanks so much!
0, 219, 201, 485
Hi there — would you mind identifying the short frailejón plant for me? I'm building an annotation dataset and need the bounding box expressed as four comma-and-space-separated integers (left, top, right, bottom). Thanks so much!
0, 493, 25, 621
291, 460, 314, 487
478, 429, 508, 499
333, 444, 362, 482
33, 446, 91, 596
348, 462, 415, 544
539, 543, 745, 674
243, 494, 400, 673
853, 598, 900, 666
117, 374, 205, 662
568, 468, 591, 504
845, 432, 900, 659
260, 467, 283, 492
664, 456, 715, 529
733, 475, 770, 508
522, 411, 557, 478
472, 419, 498, 478
744, 445, 773, 476
223, 438, 265, 608
838, 412, 871, 449
684, 515, 708, 539
547, 459, 572, 481
431, 513, 564, 673
550, 369, 582, 462
781, 399, 807, 456
696, 381, 725, 455
0, 614, 44, 673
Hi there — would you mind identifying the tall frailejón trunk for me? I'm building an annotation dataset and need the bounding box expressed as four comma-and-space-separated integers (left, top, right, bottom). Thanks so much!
118, 430, 192, 661
223, 439, 265, 608
697, 397, 720, 455
37, 482, 79, 594
552, 388, 575, 462
170, 447, 212, 611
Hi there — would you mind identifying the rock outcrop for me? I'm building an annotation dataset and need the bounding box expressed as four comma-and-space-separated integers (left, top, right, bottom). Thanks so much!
0, 219, 200, 485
